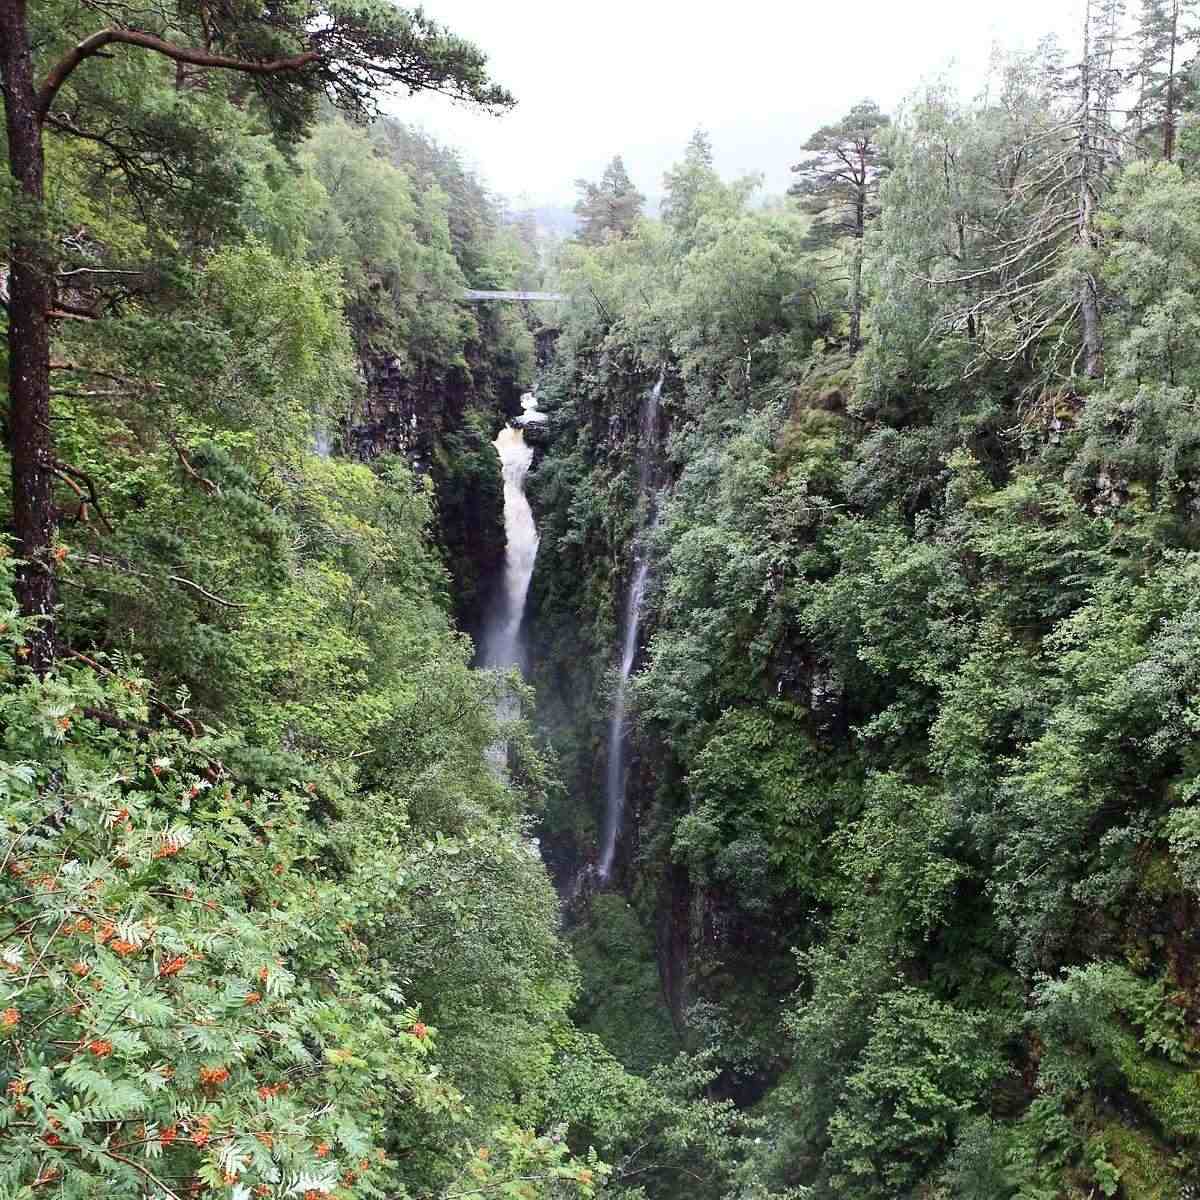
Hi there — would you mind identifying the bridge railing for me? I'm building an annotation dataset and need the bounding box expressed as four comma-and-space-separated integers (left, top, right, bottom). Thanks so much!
461, 289, 567, 302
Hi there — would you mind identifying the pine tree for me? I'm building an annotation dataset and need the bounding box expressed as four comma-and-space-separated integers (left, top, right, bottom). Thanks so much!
789, 100, 891, 354
574, 156, 645, 245
1133, 0, 1197, 160
661, 128, 719, 240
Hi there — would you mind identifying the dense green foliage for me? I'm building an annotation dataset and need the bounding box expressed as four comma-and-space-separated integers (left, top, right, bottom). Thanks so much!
0, 2, 737, 1195
527, 19, 1200, 1198
18, 0, 1200, 1196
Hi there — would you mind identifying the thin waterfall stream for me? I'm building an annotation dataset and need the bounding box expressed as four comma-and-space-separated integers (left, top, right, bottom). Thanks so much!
597, 373, 663, 883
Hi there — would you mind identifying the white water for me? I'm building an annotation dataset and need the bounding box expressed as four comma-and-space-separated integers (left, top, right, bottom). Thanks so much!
517, 391, 548, 426
597, 374, 663, 883
482, 422, 538, 672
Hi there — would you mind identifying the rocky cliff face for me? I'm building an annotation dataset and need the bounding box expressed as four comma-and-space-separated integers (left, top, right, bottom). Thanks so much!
347, 349, 508, 645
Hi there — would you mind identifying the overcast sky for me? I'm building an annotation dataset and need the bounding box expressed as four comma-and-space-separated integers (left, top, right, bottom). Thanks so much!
390, 0, 1085, 208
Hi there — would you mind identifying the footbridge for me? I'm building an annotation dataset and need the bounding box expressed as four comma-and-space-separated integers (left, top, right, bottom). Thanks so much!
462, 289, 566, 302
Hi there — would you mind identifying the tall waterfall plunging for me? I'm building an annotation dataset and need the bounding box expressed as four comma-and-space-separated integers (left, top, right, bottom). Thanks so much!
485, 426, 536, 671
482, 407, 540, 672
597, 374, 663, 883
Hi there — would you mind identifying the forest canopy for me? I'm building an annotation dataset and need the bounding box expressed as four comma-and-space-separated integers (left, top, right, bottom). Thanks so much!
8, 0, 1200, 1198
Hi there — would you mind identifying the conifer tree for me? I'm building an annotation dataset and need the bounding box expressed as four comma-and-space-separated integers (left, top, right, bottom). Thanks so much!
789, 100, 891, 353
661, 128, 720, 241
574, 156, 645, 245
1133, 0, 1197, 160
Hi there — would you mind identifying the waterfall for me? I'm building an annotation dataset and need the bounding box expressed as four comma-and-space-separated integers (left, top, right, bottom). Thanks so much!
597, 374, 663, 883
482, 415, 539, 673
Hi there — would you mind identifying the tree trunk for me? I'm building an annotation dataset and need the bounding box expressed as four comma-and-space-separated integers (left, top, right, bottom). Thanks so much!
1164, 0, 1179, 162
849, 187, 865, 355
1077, 0, 1104, 381
0, 0, 59, 670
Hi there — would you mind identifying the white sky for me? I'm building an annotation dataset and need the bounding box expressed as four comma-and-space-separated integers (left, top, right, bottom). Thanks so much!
389, 0, 1086, 207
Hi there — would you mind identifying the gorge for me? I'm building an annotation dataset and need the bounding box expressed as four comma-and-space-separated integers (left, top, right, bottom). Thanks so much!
10, 4, 1200, 1196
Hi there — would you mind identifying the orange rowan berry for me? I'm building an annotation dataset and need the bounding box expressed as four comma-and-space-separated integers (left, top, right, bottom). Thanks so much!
88, 1039, 113, 1058
109, 939, 138, 957
1, 1009, 19, 1028
191, 1127, 210, 1147
244, 991, 262, 1005
315, 1142, 330, 1157
55, 716, 71, 732
199, 1065, 230, 1087
76, 918, 93, 933
51, 545, 69, 564
409, 1022, 428, 1040
154, 840, 180, 859
42, 1132, 61, 1147
70, 961, 90, 976
160, 1125, 178, 1146
6, 1078, 26, 1096
255, 1132, 273, 1149
159, 956, 187, 977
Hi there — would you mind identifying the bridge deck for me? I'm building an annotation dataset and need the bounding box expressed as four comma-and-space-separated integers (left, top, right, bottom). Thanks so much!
462, 289, 566, 302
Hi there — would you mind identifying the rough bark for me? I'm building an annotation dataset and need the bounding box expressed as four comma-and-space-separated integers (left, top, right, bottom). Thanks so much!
849, 185, 866, 355
1, 0, 58, 669
1075, 0, 1104, 381
1164, 0, 1179, 162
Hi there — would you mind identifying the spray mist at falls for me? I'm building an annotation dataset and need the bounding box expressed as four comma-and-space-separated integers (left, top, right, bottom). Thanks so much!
598, 374, 663, 883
